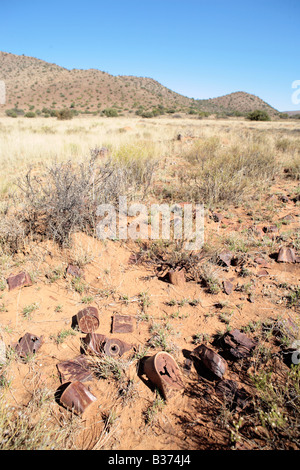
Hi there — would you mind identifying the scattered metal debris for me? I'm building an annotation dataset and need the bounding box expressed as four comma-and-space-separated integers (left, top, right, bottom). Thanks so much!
6, 272, 32, 291
143, 351, 184, 400
59, 380, 97, 415
77, 306, 100, 333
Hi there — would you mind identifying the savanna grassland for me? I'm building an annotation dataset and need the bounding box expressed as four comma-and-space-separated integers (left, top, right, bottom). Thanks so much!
0, 114, 299, 450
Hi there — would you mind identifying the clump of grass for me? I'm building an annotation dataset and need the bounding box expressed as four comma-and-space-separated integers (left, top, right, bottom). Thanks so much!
71, 277, 87, 294
0, 386, 81, 449
22, 302, 39, 320
144, 394, 165, 425
88, 355, 125, 381
50, 329, 76, 344
198, 262, 221, 294
179, 138, 278, 207
147, 322, 175, 351
45, 265, 65, 283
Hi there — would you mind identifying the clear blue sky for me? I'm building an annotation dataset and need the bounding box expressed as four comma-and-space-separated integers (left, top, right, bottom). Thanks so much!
1, 0, 299, 111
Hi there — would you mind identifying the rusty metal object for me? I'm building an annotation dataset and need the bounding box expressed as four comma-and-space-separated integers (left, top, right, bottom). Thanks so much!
277, 246, 296, 263
216, 379, 250, 409
254, 257, 270, 268
143, 351, 184, 399
57, 355, 93, 383
103, 338, 132, 357
223, 280, 233, 295
222, 329, 256, 359
77, 306, 99, 333
191, 344, 227, 379
6, 272, 32, 291
66, 264, 83, 278
168, 269, 185, 287
215, 379, 238, 401
83, 333, 107, 355
218, 251, 233, 267
112, 314, 134, 333
15, 333, 43, 358
60, 381, 97, 415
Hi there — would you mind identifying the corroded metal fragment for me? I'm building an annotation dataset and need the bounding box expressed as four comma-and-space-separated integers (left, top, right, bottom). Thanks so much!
191, 344, 227, 379
83, 333, 107, 356
168, 269, 186, 286
277, 246, 296, 263
15, 333, 43, 358
111, 314, 134, 333
57, 355, 93, 383
222, 329, 256, 359
6, 272, 32, 291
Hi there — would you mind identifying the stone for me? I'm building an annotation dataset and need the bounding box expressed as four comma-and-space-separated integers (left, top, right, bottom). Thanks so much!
257, 269, 269, 277
263, 225, 278, 234
278, 195, 289, 203
254, 257, 270, 268
212, 212, 223, 223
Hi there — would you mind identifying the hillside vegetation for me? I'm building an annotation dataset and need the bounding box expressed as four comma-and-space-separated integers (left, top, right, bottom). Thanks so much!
0, 51, 279, 118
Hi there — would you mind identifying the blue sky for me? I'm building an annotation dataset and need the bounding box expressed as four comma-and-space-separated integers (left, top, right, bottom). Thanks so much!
1, 0, 299, 111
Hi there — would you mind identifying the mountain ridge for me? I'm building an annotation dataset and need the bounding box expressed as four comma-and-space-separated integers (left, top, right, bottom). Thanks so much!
0, 51, 278, 116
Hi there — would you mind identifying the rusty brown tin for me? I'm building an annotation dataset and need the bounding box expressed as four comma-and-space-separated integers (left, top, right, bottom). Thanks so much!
60, 381, 97, 415
77, 306, 99, 333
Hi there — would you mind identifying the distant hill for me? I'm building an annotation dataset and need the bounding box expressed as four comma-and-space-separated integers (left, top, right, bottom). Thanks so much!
282, 110, 300, 116
0, 51, 278, 117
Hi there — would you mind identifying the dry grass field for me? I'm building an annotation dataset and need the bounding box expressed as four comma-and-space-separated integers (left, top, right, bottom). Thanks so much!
0, 114, 299, 450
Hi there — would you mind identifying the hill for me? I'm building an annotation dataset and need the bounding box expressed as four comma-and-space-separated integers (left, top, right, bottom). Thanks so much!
0, 51, 278, 116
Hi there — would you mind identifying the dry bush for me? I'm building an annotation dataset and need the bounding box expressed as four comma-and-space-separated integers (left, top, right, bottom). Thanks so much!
16, 147, 156, 246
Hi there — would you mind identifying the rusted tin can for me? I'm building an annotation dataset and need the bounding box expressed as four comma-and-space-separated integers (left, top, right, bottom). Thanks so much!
103, 338, 132, 358
83, 333, 107, 355
77, 306, 99, 333
143, 351, 184, 400
191, 344, 227, 379
60, 381, 97, 415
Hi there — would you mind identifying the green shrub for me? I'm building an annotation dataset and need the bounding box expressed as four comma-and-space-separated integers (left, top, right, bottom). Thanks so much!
103, 108, 118, 117
24, 111, 36, 118
247, 110, 271, 121
5, 108, 24, 117
56, 108, 73, 120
